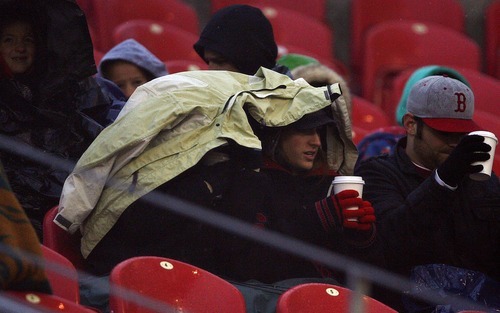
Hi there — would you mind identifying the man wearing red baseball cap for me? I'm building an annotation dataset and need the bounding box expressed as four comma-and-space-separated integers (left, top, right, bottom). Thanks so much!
355, 75, 500, 310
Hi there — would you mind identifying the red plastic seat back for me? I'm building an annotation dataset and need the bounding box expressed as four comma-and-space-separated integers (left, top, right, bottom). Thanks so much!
350, 0, 465, 71
361, 21, 481, 104
165, 59, 208, 74
42, 206, 86, 270
5, 291, 97, 312
352, 96, 391, 131
209, 0, 327, 24
91, 0, 199, 52
255, 4, 334, 61
41, 245, 80, 303
276, 283, 398, 313
485, 1, 500, 78
352, 126, 371, 145
112, 20, 201, 62
450, 67, 500, 117
109, 256, 247, 313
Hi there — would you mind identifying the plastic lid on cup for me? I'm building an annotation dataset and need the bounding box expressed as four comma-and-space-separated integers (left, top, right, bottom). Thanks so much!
332, 176, 365, 185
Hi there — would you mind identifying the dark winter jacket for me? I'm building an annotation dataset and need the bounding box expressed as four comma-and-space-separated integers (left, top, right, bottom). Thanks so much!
0, 0, 115, 228
355, 138, 500, 281
213, 158, 381, 283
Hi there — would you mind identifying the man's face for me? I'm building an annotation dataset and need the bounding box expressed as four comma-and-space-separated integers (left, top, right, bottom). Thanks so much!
405, 115, 466, 170
203, 50, 239, 72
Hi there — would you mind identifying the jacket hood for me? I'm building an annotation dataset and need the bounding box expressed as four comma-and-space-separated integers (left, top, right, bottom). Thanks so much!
98, 39, 169, 79
291, 63, 352, 116
395, 65, 470, 126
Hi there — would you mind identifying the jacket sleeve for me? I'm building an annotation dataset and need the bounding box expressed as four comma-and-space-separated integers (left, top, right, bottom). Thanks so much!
56, 138, 151, 234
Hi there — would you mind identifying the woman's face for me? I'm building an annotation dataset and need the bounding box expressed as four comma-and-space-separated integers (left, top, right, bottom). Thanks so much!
278, 128, 322, 174
0, 21, 36, 75
106, 61, 149, 99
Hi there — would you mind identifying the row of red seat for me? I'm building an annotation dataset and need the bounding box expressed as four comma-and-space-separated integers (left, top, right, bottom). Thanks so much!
4, 205, 398, 312
8, 243, 397, 312
77, 0, 499, 104
15, 205, 495, 312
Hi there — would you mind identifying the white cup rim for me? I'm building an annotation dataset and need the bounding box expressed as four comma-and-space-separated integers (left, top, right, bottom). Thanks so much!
468, 130, 498, 142
332, 176, 365, 184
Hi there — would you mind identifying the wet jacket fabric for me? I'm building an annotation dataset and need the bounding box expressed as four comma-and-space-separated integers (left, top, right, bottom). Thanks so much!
98, 38, 168, 79
56, 68, 356, 258
0, 0, 114, 228
354, 138, 500, 281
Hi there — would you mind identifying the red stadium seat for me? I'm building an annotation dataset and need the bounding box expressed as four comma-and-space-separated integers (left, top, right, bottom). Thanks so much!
450, 67, 500, 116
361, 21, 481, 104
352, 126, 371, 145
112, 20, 201, 62
255, 4, 334, 61
4, 292, 97, 312
165, 59, 208, 73
42, 206, 86, 270
229, 5, 334, 59
276, 283, 398, 313
209, 0, 328, 24
352, 96, 391, 131
41, 245, 80, 303
90, 0, 199, 51
485, 1, 500, 78
109, 256, 247, 313
350, 0, 465, 72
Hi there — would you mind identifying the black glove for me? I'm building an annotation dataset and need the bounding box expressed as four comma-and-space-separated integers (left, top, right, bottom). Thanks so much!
437, 135, 491, 186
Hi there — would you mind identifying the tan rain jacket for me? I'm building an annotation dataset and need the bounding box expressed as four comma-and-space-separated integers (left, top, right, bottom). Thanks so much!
55, 68, 357, 257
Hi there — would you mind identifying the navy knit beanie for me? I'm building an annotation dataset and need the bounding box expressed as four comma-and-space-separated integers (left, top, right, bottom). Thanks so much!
194, 4, 278, 75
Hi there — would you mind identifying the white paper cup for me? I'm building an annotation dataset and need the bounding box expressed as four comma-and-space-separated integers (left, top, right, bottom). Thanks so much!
468, 131, 498, 181
328, 176, 365, 221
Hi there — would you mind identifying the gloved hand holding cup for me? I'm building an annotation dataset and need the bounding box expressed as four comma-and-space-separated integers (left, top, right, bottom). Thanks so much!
328, 176, 365, 221
468, 131, 498, 181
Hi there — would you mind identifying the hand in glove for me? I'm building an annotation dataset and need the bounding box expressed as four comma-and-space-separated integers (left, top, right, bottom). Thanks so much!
437, 135, 491, 186
314, 190, 376, 232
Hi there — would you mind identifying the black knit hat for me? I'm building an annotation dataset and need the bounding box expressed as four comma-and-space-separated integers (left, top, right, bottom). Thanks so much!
194, 4, 278, 75
292, 109, 335, 130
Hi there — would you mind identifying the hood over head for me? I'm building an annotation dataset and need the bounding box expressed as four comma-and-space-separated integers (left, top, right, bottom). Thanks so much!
99, 39, 168, 79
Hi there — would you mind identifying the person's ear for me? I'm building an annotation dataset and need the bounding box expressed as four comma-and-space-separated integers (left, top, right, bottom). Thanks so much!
403, 114, 417, 136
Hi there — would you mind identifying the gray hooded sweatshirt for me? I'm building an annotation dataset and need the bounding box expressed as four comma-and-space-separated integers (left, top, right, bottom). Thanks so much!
98, 39, 168, 79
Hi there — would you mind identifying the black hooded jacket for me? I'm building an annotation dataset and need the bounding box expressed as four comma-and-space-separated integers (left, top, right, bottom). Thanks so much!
0, 0, 114, 230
